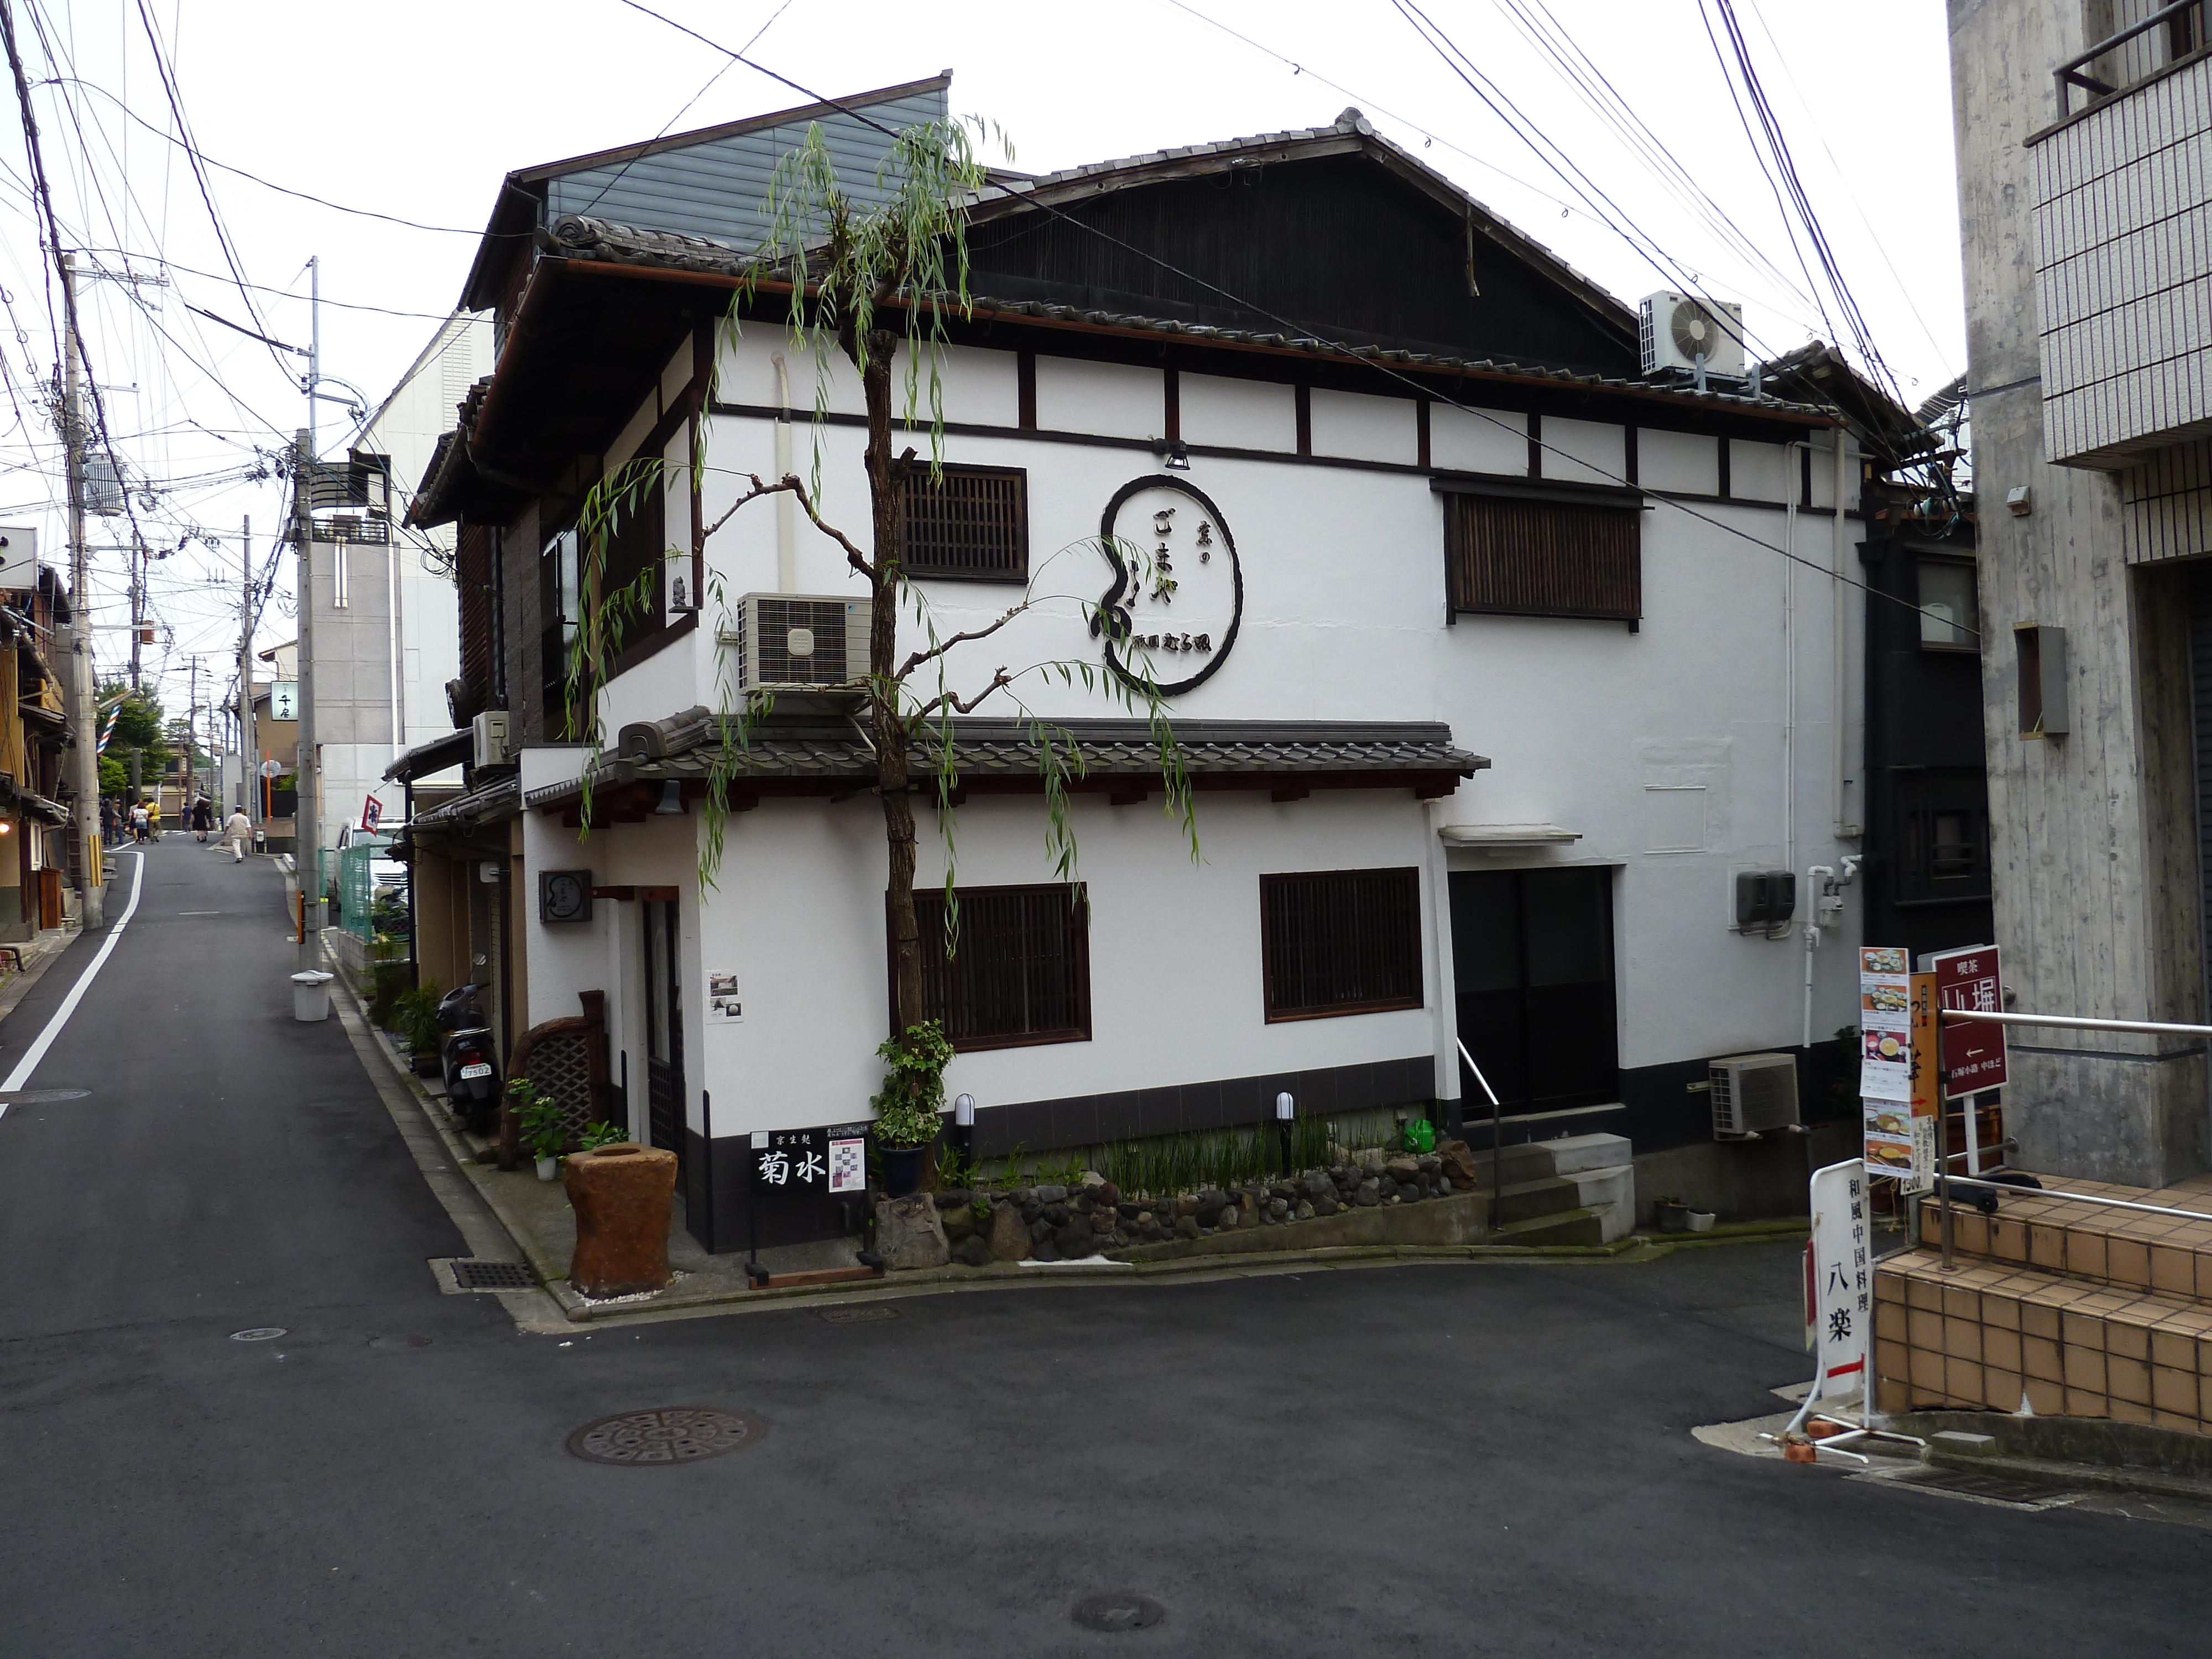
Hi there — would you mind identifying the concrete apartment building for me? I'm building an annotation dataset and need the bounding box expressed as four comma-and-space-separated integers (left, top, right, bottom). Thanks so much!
1948, 0, 2212, 1183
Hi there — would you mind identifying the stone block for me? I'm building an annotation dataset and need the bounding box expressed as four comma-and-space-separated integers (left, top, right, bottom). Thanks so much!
564, 1143, 677, 1298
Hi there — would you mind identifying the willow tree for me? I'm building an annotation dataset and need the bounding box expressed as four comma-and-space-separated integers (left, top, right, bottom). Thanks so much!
574, 118, 1195, 1097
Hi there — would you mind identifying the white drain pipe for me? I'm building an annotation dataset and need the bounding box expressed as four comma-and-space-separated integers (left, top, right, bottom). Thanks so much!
773, 353, 796, 594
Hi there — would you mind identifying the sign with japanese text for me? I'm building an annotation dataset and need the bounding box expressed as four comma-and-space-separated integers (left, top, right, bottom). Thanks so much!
742, 1120, 874, 1249
270, 681, 298, 721
359, 795, 383, 833
1859, 948, 1914, 1175
1806, 1159, 1870, 1402
1931, 944, 2007, 1094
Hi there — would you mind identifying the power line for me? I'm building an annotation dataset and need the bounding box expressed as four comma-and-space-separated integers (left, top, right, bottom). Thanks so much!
601, 6, 1959, 635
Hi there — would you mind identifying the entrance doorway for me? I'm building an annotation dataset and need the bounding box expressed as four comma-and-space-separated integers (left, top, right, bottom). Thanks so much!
643, 897, 684, 1166
1449, 866, 1619, 1112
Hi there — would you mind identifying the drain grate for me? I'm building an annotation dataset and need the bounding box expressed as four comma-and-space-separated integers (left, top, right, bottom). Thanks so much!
1886, 1467, 2068, 1506
0, 1089, 90, 1105
442, 1259, 537, 1292
367, 1334, 433, 1350
1072, 1594, 1167, 1632
565, 1407, 765, 1466
819, 1305, 901, 1324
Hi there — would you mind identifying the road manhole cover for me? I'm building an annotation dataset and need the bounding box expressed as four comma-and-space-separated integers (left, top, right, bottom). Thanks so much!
367, 1334, 432, 1350
1072, 1594, 1167, 1632
1886, 1467, 2068, 1506
0, 1089, 90, 1104
565, 1407, 765, 1466
229, 1327, 287, 1342
820, 1305, 900, 1324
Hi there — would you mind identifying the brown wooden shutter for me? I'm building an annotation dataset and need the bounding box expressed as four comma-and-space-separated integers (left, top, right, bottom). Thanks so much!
1260, 868, 1425, 1021
905, 882, 1090, 1049
1446, 494, 1641, 620
895, 465, 1029, 580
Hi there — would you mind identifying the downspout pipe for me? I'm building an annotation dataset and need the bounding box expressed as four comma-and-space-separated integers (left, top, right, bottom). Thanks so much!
1833, 429, 1859, 839
773, 354, 795, 594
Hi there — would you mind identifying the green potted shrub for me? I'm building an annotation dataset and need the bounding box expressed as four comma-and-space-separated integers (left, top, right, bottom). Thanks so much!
510, 1079, 566, 1181
397, 982, 442, 1076
870, 1020, 953, 1197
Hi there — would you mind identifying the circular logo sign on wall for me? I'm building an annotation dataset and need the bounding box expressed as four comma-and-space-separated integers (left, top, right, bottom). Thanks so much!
1092, 474, 1243, 697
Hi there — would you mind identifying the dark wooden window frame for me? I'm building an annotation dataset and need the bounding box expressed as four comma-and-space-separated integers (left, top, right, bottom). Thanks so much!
1436, 475, 1644, 624
895, 461, 1030, 582
1914, 551, 1980, 655
899, 881, 1092, 1051
1260, 867, 1426, 1023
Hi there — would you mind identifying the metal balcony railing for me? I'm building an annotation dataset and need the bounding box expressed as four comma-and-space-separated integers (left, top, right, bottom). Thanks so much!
2057, 1, 2208, 116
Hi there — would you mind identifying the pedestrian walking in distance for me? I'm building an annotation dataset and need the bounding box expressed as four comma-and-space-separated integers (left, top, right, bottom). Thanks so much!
223, 806, 252, 863
190, 796, 214, 843
128, 802, 148, 844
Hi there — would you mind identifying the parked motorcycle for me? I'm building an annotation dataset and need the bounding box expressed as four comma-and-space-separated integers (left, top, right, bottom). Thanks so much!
436, 984, 503, 1135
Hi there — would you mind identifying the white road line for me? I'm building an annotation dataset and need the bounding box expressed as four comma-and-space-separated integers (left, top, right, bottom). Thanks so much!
0, 851, 147, 1110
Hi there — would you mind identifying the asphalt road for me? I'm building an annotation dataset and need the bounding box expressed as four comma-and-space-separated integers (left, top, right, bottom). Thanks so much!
4, 841, 2210, 1657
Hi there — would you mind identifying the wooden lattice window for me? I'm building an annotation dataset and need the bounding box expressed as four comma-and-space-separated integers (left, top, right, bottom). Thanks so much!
906, 882, 1089, 1050
1446, 493, 1641, 622
895, 463, 1028, 580
1260, 867, 1425, 1022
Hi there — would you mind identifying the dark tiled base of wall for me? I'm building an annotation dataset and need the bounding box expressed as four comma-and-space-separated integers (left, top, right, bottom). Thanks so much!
971, 1054, 1436, 1160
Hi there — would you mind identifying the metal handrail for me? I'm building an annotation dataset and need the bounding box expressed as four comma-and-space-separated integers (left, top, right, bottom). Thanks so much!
1456, 1040, 1504, 1221
2056, 1, 2205, 114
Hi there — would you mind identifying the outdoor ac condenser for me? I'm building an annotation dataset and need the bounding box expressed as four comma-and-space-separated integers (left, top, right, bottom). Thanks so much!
1640, 291, 1747, 379
471, 709, 509, 769
720, 593, 872, 693
1710, 1051, 1800, 1136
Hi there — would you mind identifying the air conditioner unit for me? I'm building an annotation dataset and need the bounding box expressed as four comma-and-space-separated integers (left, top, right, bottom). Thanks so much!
719, 593, 872, 693
1640, 291, 1746, 380
1710, 1051, 1801, 1137
471, 709, 510, 769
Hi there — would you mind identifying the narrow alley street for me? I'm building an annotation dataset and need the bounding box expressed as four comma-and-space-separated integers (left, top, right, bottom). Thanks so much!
0, 849, 2205, 1656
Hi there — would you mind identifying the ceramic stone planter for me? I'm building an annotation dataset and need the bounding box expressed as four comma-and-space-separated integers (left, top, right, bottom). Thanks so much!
535, 1155, 559, 1182
564, 1142, 677, 1297
880, 1144, 927, 1199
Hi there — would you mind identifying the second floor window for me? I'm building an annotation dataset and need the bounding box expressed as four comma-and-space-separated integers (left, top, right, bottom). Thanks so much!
1917, 556, 1979, 651
895, 463, 1028, 580
1445, 492, 1642, 622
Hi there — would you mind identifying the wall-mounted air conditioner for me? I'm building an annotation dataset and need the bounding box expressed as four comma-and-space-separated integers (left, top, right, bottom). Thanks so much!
719, 593, 872, 693
1640, 292, 1746, 380
1710, 1052, 1800, 1137
471, 709, 510, 768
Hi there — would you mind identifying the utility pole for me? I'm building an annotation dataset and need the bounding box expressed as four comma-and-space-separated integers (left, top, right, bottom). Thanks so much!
295, 433, 319, 970
59, 252, 103, 928
238, 514, 255, 825
186, 655, 199, 804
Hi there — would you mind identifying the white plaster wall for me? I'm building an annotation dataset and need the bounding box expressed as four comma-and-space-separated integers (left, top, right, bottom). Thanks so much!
1181, 373, 1297, 452
1731, 439, 1791, 503
559, 342, 1867, 1121
1543, 417, 1626, 487
1035, 356, 1163, 440
1310, 389, 1418, 465
1429, 403, 1526, 476
1640, 428, 1719, 495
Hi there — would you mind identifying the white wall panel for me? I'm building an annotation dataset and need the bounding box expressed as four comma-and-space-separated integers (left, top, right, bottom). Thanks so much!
1181, 372, 1297, 451
1639, 428, 1718, 495
1035, 356, 1163, 439
1429, 403, 1526, 475
1543, 417, 1625, 487
1310, 388, 1419, 465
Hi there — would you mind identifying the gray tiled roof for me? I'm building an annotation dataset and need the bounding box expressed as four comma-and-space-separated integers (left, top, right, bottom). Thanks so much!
413, 773, 520, 831
522, 717, 1484, 812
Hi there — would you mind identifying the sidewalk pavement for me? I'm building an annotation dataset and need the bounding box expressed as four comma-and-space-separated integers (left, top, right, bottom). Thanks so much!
323, 960, 1811, 1328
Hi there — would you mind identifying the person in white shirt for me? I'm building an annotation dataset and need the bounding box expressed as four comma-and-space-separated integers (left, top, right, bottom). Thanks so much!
221, 808, 253, 863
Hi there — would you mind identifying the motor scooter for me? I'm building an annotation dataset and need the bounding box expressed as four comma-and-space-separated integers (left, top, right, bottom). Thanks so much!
436, 983, 503, 1135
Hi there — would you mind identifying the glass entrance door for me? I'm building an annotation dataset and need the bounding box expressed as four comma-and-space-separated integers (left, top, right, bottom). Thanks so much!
1449, 867, 1619, 1112
643, 898, 684, 1165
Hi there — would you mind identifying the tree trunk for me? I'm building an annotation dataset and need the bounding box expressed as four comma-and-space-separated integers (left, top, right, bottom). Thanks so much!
858, 326, 922, 1035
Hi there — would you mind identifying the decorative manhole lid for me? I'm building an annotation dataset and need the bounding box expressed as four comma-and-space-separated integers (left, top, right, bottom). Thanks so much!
565, 1407, 766, 1466
0, 1089, 90, 1104
230, 1327, 287, 1342
820, 1305, 900, 1324
1071, 1594, 1167, 1632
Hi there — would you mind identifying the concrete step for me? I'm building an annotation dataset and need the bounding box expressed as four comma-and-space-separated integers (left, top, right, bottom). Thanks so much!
1457, 1102, 1627, 1152
1563, 1161, 1635, 1244
1872, 1246, 2212, 1432
1490, 1173, 1602, 1226
1491, 1206, 1606, 1248
1545, 1133, 1632, 1176
1451, 1141, 1558, 1188
1918, 1171, 2212, 1307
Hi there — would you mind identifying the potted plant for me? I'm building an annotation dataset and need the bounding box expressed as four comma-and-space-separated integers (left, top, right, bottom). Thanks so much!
870, 1020, 953, 1198
1653, 1196, 1692, 1234
510, 1079, 566, 1181
397, 982, 443, 1076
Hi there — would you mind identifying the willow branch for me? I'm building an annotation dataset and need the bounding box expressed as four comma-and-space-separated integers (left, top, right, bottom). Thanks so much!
702, 471, 874, 581
894, 601, 1029, 680
910, 667, 1018, 722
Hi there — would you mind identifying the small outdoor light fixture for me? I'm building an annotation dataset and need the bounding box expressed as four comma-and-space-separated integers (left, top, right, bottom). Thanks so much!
2006, 485, 2033, 517
654, 779, 685, 815
1275, 1092, 1295, 1121
478, 859, 501, 883
1151, 437, 1191, 472
1275, 1091, 1296, 1170
952, 1092, 976, 1162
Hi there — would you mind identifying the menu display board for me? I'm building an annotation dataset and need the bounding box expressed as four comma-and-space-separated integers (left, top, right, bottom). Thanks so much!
1859, 948, 1937, 1185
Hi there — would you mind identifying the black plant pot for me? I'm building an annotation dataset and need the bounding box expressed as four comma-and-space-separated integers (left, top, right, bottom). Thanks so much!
880, 1144, 926, 1199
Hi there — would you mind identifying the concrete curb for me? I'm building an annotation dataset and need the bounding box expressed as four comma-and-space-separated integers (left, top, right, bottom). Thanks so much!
0, 924, 84, 1030
323, 963, 1810, 1329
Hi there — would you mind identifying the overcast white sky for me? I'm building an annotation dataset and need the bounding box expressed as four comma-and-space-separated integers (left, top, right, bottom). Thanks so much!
0, 0, 1961, 734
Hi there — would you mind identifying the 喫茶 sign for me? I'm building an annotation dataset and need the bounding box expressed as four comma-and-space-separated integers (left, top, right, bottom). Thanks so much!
1931, 944, 2007, 1094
